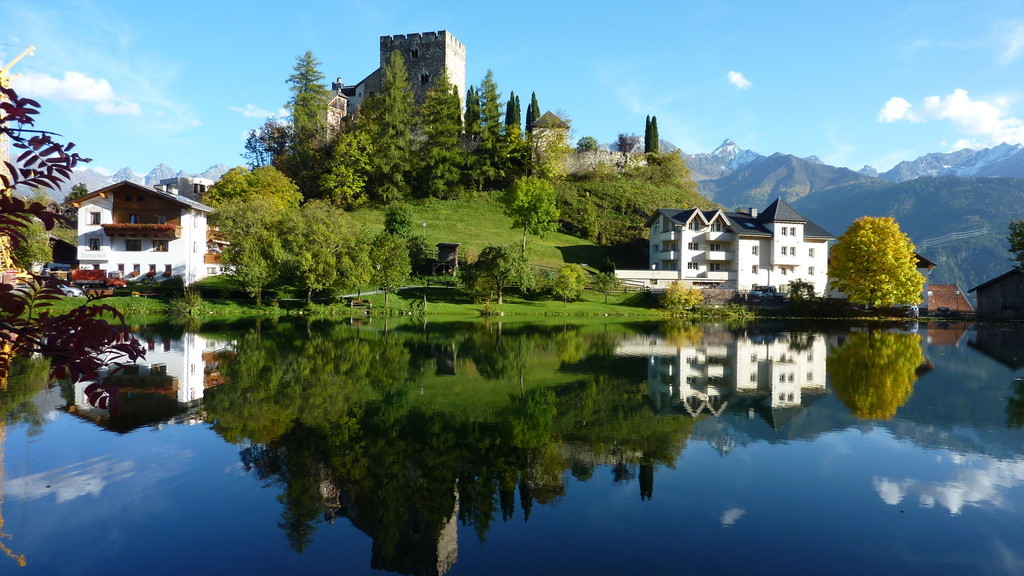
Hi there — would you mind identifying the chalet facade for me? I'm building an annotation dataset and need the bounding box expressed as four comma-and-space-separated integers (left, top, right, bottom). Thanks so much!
70, 181, 218, 283
630, 198, 834, 294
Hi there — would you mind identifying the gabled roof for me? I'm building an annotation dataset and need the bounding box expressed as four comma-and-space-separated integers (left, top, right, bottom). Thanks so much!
68, 180, 214, 213
533, 111, 569, 129
968, 268, 1024, 293
648, 202, 833, 239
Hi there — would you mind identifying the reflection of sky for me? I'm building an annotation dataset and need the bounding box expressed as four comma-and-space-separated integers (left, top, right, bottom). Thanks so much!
873, 453, 1024, 515
5, 455, 135, 504
720, 507, 746, 526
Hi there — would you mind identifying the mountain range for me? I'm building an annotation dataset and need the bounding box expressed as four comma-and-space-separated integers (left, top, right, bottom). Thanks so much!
681, 140, 1024, 291
56, 141, 1024, 292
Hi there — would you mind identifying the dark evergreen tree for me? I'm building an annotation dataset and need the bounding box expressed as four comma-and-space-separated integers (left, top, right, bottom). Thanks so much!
644, 115, 653, 154
284, 51, 332, 199
526, 92, 540, 133
416, 70, 466, 199
464, 86, 482, 140
650, 115, 660, 154
360, 50, 415, 203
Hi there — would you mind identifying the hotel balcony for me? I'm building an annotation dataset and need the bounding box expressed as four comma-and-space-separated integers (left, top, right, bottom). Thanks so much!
706, 231, 735, 242
203, 253, 223, 264
660, 251, 679, 261
102, 223, 182, 239
706, 250, 735, 261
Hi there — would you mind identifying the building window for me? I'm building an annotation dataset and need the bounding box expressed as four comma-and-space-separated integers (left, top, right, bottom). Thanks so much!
125, 239, 142, 251
88, 237, 101, 251
809, 267, 816, 276
133, 264, 141, 274
149, 264, 157, 275
165, 265, 172, 275
809, 247, 816, 258
207, 267, 217, 275
118, 264, 125, 272
153, 240, 168, 252
790, 226, 797, 236
90, 212, 101, 225
409, 48, 419, 58
688, 242, 699, 250
420, 73, 431, 85
193, 242, 199, 253
156, 215, 167, 224
781, 268, 789, 276
129, 214, 139, 224
711, 221, 722, 232
710, 263, 722, 271
752, 245, 758, 256
688, 221, 698, 231
751, 265, 759, 274
781, 227, 788, 236
687, 262, 698, 270
709, 243, 722, 251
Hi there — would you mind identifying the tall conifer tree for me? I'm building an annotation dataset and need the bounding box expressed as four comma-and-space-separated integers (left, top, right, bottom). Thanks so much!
284, 50, 332, 199
360, 49, 415, 203
417, 69, 466, 198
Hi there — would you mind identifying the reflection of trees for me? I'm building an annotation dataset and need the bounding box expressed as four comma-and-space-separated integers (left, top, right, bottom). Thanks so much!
828, 331, 924, 420
203, 319, 695, 573
2, 357, 52, 434
1008, 378, 1024, 429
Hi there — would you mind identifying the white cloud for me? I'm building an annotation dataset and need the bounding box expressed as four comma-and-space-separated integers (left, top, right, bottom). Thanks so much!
12, 70, 141, 116
878, 97, 917, 123
230, 104, 281, 119
877, 89, 1024, 149
996, 20, 1024, 65
727, 71, 752, 90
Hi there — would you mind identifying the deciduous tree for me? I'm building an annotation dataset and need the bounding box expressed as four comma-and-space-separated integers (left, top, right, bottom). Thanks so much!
553, 264, 587, 304
662, 281, 703, 313
370, 232, 411, 307
205, 165, 302, 211
502, 177, 559, 254
212, 196, 290, 306
593, 271, 622, 303
830, 216, 923, 308
464, 243, 530, 305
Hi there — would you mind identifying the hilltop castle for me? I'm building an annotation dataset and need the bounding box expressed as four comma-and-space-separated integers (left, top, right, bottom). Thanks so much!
328, 30, 467, 123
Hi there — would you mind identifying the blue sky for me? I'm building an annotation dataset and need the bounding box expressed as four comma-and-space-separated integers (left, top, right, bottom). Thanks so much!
5, 0, 1024, 176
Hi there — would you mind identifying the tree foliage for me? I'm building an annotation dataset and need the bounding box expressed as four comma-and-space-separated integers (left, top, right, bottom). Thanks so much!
361, 50, 416, 203
593, 271, 622, 303
212, 196, 289, 305
828, 331, 923, 420
1010, 219, 1024, 270
1, 85, 144, 403
662, 281, 703, 313
284, 51, 333, 198
369, 232, 411, 307
205, 165, 302, 211
830, 216, 923, 308
502, 177, 559, 254
553, 264, 587, 304
416, 70, 465, 199
462, 243, 531, 305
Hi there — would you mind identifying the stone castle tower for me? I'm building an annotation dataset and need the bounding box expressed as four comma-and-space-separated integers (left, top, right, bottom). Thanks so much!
333, 30, 466, 117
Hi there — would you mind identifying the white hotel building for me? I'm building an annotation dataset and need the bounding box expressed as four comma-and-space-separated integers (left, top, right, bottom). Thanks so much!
618, 198, 834, 295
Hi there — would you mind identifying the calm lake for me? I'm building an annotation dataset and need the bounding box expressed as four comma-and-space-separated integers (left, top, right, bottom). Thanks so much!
2, 318, 1023, 575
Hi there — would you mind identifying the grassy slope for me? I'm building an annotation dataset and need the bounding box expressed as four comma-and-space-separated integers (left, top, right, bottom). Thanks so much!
346, 195, 608, 269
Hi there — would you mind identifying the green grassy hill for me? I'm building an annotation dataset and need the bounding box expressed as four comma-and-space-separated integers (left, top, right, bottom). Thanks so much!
346, 194, 616, 270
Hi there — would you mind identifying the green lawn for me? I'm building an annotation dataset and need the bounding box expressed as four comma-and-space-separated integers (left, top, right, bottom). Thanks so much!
347, 195, 612, 269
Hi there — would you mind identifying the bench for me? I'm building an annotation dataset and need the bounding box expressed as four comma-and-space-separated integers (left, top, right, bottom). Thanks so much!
349, 299, 372, 308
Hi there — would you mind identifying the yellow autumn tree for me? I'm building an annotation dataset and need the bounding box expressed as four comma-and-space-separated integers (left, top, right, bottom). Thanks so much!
662, 281, 703, 314
827, 331, 924, 420
830, 216, 923, 308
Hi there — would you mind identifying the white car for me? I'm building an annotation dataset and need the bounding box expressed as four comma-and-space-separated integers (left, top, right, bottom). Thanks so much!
56, 284, 85, 297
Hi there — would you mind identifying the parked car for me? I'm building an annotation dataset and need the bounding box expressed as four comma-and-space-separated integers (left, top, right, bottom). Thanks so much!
747, 285, 778, 300
893, 304, 919, 317
57, 284, 85, 297
934, 306, 951, 317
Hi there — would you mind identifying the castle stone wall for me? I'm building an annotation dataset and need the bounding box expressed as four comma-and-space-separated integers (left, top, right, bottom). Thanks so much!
379, 30, 466, 107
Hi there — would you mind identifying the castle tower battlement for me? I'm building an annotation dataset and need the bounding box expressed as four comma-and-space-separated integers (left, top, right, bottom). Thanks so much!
378, 30, 466, 108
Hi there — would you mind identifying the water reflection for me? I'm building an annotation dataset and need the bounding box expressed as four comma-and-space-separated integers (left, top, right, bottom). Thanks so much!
2, 319, 1024, 575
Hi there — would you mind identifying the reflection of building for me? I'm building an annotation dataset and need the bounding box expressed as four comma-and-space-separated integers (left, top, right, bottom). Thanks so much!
71, 332, 231, 432
620, 328, 828, 428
